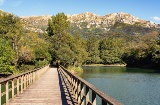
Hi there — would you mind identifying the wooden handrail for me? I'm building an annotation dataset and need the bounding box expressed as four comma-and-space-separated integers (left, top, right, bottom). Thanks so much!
59, 66, 123, 105
0, 65, 49, 105
0, 66, 45, 84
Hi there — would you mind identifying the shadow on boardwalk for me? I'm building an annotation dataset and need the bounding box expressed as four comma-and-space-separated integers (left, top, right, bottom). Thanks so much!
57, 67, 78, 105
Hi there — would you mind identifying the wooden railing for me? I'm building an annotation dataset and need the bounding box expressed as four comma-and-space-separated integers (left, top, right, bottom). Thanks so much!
0, 65, 49, 105
59, 66, 123, 105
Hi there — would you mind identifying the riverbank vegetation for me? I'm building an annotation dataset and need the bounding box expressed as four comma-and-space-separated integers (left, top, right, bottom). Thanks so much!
1, 11, 160, 76
67, 66, 83, 74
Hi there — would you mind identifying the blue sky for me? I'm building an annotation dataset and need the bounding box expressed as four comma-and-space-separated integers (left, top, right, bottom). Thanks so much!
0, 0, 160, 24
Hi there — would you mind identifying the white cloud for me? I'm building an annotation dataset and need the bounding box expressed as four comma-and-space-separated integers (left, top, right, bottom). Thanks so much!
0, 0, 4, 5
152, 16, 160, 21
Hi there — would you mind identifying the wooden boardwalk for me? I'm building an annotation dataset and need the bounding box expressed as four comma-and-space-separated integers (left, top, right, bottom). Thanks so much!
9, 67, 77, 105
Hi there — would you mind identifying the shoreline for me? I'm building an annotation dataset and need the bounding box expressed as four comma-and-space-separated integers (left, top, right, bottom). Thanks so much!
82, 64, 126, 67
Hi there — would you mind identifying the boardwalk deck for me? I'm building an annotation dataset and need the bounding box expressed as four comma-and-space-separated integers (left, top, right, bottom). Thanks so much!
9, 67, 78, 105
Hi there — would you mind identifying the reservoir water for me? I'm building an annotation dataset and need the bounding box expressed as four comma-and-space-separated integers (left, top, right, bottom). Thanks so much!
78, 66, 160, 105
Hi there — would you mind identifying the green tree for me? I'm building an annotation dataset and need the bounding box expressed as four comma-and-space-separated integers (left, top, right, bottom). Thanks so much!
0, 13, 23, 66
99, 38, 125, 64
47, 12, 70, 48
47, 13, 72, 65
150, 41, 160, 69
57, 46, 75, 66
86, 36, 101, 64
47, 13, 70, 37
18, 31, 51, 65
71, 32, 88, 66
0, 38, 15, 74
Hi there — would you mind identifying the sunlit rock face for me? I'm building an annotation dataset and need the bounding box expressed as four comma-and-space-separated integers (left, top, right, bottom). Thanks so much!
20, 12, 158, 33
68, 12, 157, 30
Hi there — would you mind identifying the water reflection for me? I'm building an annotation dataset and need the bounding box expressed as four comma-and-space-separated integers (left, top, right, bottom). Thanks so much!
78, 66, 160, 105
82, 66, 154, 73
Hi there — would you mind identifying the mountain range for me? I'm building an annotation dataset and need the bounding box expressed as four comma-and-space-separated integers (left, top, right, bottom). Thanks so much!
1, 9, 159, 38
20, 12, 160, 38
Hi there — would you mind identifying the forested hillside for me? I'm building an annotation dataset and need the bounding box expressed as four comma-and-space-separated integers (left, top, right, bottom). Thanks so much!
1, 10, 160, 76
47, 12, 160, 71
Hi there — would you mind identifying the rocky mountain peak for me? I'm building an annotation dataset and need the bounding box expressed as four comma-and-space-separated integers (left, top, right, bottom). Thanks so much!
21, 15, 51, 33
20, 12, 159, 33
68, 12, 99, 23
68, 12, 157, 29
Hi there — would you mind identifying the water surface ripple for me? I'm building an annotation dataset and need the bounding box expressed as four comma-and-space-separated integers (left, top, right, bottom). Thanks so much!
79, 66, 160, 105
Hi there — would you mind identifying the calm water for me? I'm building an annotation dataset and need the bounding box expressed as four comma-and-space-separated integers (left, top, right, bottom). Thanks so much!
78, 66, 160, 105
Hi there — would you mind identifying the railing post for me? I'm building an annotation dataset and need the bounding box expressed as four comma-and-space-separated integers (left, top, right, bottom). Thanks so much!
0, 84, 1, 105
33, 72, 35, 82
6, 81, 9, 105
78, 81, 81, 104
26, 74, 28, 88
92, 91, 96, 105
71, 76, 73, 87
26, 74, 28, 87
31, 72, 33, 83
28, 73, 30, 85
29, 73, 30, 85
73, 78, 76, 95
21, 76, 23, 93
34, 71, 36, 81
81, 83, 85, 105
17, 77, 20, 96
31, 72, 33, 84
34, 71, 37, 81
12, 79, 14, 99
85, 86, 89, 105
24, 75, 26, 90
27, 73, 29, 86
30, 72, 32, 83
37, 70, 39, 79
102, 99, 106, 105
28, 73, 30, 86
75, 79, 78, 99
30, 73, 31, 84
67, 74, 70, 84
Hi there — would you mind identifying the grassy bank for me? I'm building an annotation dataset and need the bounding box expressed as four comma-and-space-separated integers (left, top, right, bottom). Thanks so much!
67, 66, 83, 74
83, 64, 126, 67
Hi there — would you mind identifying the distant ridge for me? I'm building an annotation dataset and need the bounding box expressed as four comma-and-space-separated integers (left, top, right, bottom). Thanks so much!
1, 9, 159, 36
20, 12, 159, 34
